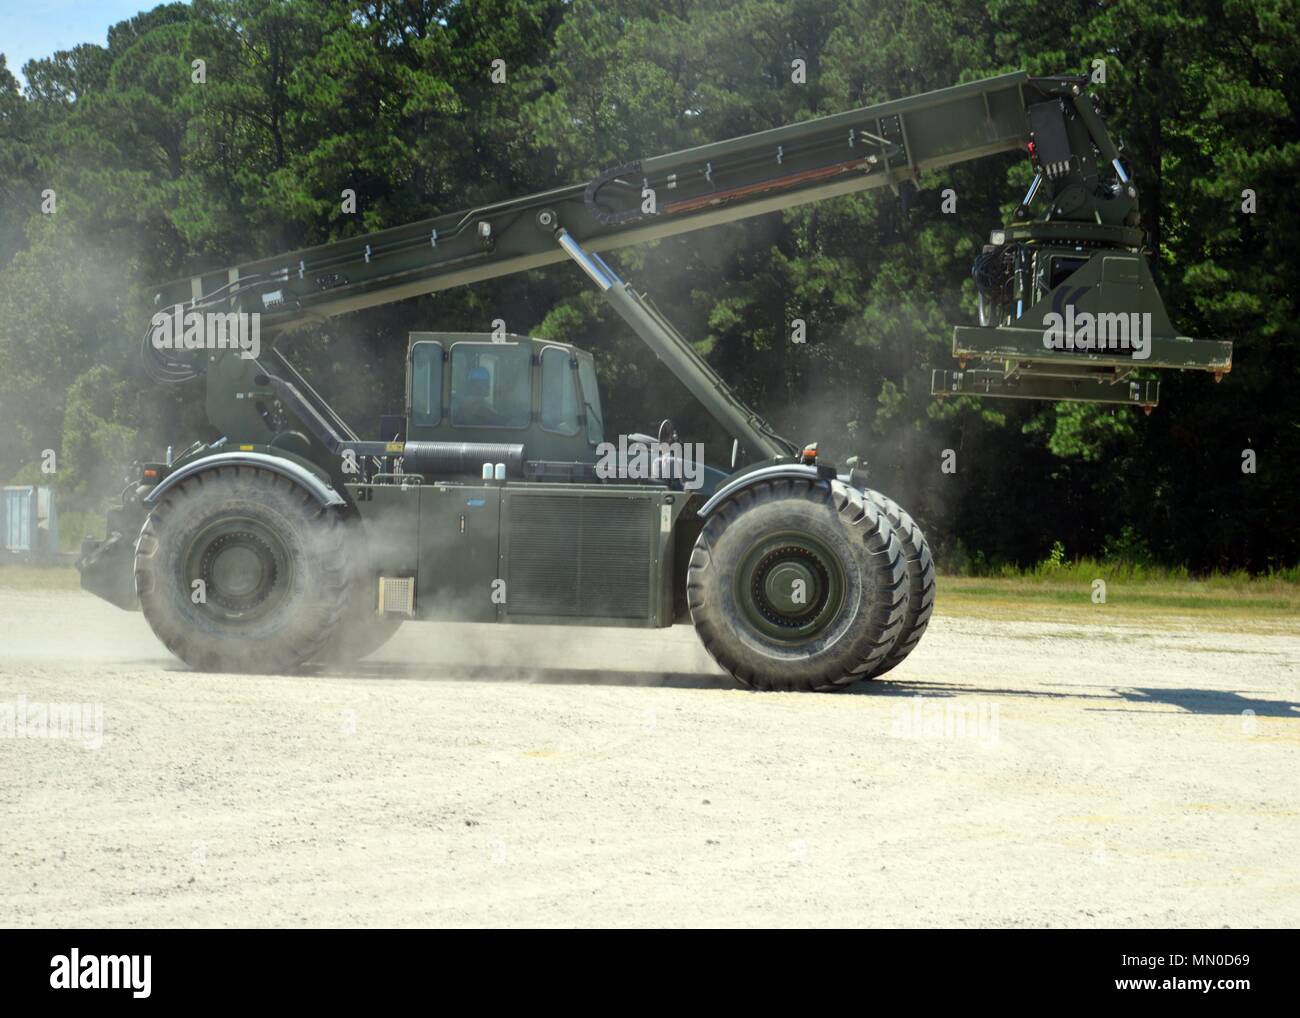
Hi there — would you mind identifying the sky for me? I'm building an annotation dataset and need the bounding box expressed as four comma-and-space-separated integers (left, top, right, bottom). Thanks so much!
0, 0, 155, 82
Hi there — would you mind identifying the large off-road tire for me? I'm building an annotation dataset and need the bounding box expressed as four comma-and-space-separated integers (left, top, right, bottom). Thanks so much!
862, 489, 935, 678
310, 532, 403, 666
134, 466, 352, 672
312, 599, 403, 666
687, 478, 907, 692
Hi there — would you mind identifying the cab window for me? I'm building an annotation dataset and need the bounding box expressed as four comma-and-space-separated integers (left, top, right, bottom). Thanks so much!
575, 353, 604, 445
450, 342, 532, 429
409, 341, 443, 427
540, 346, 579, 435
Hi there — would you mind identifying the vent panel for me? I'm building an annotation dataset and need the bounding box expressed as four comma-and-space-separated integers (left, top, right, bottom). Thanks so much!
378, 576, 415, 616
507, 494, 652, 618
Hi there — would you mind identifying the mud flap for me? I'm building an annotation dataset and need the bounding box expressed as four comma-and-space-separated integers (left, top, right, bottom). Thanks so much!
77, 532, 140, 611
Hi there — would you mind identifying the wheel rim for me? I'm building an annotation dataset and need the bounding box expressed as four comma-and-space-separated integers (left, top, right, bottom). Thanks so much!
734, 530, 846, 642
181, 517, 294, 623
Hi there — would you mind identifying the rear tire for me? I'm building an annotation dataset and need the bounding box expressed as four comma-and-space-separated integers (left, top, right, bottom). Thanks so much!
312, 602, 403, 666
687, 478, 906, 691
310, 532, 404, 666
135, 466, 352, 672
861, 490, 935, 678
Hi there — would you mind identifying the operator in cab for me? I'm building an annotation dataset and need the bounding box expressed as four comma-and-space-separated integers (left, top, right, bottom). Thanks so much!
456, 366, 502, 426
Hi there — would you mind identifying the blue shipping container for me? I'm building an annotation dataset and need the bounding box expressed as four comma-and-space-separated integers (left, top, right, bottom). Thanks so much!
2, 486, 59, 555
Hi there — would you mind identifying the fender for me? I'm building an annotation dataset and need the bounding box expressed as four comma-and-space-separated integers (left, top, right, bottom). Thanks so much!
696, 462, 835, 518
142, 451, 346, 508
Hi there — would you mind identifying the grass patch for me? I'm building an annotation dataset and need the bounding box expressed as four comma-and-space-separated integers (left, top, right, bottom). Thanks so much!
937, 571, 1300, 629
0, 565, 82, 591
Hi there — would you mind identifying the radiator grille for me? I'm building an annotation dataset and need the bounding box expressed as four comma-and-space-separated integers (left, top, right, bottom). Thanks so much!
506, 494, 652, 618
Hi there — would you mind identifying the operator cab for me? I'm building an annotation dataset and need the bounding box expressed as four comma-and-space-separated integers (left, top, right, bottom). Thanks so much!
405, 332, 604, 468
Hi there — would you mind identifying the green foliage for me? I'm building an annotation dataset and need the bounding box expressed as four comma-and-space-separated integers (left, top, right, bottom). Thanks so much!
0, 0, 1295, 572
1022, 403, 1137, 462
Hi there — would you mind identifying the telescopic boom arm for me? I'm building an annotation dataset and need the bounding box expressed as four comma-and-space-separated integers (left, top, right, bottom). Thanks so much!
153, 72, 1068, 327
147, 70, 1228, 454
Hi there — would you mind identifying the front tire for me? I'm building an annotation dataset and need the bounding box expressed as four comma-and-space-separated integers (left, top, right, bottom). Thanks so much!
861, 490, 935, 678
687, 478, 906, 691
135, 466, 352, 672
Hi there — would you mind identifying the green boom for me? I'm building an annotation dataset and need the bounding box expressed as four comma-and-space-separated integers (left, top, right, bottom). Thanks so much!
144, 70, 1229, 455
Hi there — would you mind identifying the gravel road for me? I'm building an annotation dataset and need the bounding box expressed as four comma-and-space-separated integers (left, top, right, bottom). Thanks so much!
2, 587, 1297, 927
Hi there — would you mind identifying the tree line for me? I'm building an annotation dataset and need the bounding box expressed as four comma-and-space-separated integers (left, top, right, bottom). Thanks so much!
0, 0, 1296, 571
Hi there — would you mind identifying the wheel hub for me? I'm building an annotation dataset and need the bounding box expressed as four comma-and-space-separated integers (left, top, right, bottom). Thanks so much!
184, 519, 292, 621
203, 532, 278, 610
210, 542, 264, 598
761, 558, 821, 616
736, 533, 844, 642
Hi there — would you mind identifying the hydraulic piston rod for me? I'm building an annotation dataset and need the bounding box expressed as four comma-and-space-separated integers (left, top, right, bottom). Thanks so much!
554, 228, 788, 461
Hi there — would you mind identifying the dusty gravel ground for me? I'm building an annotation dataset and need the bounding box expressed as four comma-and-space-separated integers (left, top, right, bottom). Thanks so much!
1, 586, 1297, 928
